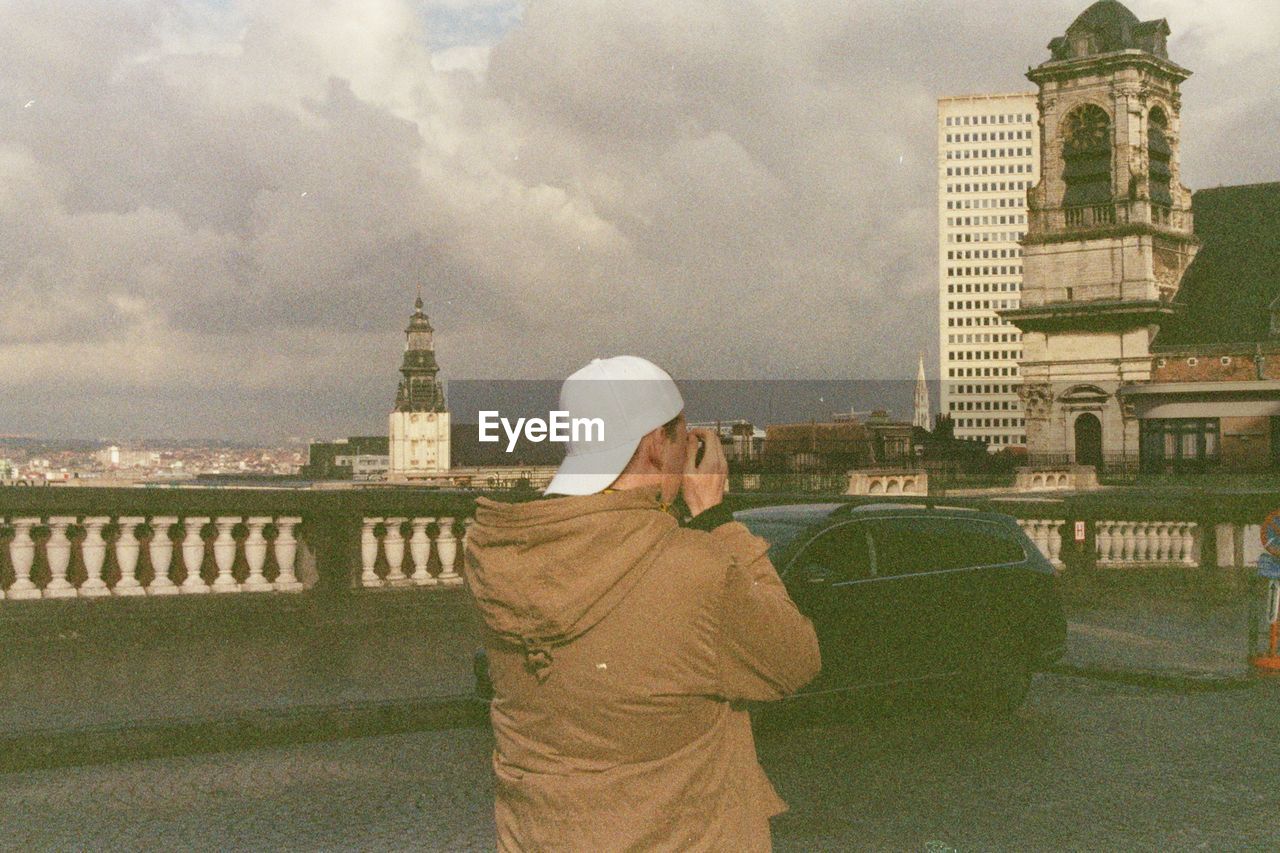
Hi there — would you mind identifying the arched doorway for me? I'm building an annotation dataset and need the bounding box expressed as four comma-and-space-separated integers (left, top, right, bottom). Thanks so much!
1074, 413, 1102, 468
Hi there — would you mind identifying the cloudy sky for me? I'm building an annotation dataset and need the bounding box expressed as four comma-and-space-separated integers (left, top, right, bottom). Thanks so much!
1, 0, 1277, 441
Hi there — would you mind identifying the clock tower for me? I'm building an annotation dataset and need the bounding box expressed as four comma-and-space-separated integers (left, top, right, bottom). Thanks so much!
1003, 0, 1199, 468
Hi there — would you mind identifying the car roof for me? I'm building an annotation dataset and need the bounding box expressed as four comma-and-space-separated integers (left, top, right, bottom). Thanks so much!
733, 501, 1012, 525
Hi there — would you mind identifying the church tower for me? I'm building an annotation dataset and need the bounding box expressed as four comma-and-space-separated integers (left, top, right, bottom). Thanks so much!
1003, 0, 1199, 468
913, 353, 931, 430
388, 294, 451, 477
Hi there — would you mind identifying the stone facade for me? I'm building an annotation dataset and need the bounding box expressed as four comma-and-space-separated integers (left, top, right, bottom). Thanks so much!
1004, 2, 1199, 467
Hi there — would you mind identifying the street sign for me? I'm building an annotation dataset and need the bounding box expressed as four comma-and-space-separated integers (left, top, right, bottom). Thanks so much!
1262, 510, 1280, 558
1074, 520, 1086, 543
1260, 553, 1280, 580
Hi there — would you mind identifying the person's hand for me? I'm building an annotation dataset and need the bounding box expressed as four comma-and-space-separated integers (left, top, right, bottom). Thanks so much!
683, 428, 728, 518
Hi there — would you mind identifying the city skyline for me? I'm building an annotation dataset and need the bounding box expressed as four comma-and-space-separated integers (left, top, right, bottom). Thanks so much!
2, 1, 1278, 440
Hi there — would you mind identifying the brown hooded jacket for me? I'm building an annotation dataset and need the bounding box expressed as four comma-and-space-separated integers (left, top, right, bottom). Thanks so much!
464, 488, 821, 851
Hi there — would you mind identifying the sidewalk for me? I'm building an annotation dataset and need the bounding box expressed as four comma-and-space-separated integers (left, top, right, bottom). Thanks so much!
1052, 569, 1260, 688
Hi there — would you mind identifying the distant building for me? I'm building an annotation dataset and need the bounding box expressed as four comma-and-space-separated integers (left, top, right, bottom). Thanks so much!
1001, 1, 1280, 474
387, 294, 451, 478
763, 421, 874, 471
93, 445, 160, 469
302, 436, 390, 480
937, 91, 1039, 450
1123, 183, 1280, 473
688, 420, 763, 463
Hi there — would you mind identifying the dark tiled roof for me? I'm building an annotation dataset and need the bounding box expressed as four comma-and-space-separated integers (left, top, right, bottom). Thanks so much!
1153, 182, 1280, 349
1047, 1, 1170, 60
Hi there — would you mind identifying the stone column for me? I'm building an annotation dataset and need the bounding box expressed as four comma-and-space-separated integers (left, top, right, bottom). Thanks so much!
436, 518, 460, 584
180, 517, 212, 593
242, 517, 273, 592
409, 517, 433, 585
273, 517, 304, 592
211, 517, 240, 593
6, 518, 41, 600
360, 518, 382, 587
79, 517, 111, 597
112, 516, 147, 596
147, 516, 180, 595
384, 518, 411, 587
44, 516, 78, 598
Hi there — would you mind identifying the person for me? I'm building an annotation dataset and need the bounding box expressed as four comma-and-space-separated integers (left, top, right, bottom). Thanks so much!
464, 355, 821, 851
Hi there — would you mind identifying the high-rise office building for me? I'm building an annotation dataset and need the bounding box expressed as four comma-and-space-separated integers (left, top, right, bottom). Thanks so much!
937, 93, 1040, 448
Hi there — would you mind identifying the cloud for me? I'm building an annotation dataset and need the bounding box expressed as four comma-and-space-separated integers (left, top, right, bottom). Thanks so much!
0, 0, 1276, 439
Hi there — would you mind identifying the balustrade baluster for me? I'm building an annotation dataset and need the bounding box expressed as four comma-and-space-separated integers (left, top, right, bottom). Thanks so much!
384, 517, 411, 587
44, 516, 77, 598
7, 518, 41, 600
436, 517, 460, 584
242, 517, 273, 592
211, 517, 240, 592
112, 517, 146, 596
180, 517, 211, 593
273, 517, 304, 591
1183, 523, 1199, 566
1047, 520, 1063, 566
1156, 523, 1172, 562
147, 516, 179, 595
1036, 520, 1052, 561
361, 518, 382, 587
1095, 521, 1113, 564
1121, 522, 1136, 563
80, 517, 111, 597
409, 517, 433, 585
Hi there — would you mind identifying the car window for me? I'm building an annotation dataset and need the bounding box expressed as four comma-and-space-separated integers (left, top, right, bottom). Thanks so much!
792, 521, 873, 582
869, 517, 1025, 576
734, 517, 820, 565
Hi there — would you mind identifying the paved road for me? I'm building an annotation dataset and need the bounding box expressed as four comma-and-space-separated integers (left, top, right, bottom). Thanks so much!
3, 673, 1277, 851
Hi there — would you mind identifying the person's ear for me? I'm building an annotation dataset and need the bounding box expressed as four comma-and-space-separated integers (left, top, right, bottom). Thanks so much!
640, 426, 666, 468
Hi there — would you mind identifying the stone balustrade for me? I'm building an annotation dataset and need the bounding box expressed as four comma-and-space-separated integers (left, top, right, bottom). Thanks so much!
359, 516, 471, 588
1095, 521, 1199, 567
846, 470, 928, 496
1017, 519, 1065, 567
0, 515, 306, 600
1014, 465, 1099, 493
1015, 518, 1202, 568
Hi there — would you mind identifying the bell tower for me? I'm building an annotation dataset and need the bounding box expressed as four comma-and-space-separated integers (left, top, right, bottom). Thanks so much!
388, 292, 451, 477
1003, 0, 1199, 467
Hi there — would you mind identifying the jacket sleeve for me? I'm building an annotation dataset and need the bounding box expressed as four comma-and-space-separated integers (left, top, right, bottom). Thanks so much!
711, 521, 821, 701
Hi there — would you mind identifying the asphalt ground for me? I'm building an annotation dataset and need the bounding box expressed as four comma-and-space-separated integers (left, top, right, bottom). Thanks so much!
3, 671, 1278, 851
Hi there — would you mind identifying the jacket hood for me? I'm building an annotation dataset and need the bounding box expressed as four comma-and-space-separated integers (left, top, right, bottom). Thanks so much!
465, 488, 679, 679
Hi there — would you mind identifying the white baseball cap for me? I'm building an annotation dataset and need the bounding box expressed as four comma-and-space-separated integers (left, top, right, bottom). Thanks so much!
543, 356, 685, 496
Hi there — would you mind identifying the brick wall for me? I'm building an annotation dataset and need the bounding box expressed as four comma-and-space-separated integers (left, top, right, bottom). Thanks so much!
1151, 348, 1280, 382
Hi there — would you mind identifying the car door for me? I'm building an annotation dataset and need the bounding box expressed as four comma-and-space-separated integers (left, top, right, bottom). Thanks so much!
865, 515, 1025, 679
784, 520, 894, 693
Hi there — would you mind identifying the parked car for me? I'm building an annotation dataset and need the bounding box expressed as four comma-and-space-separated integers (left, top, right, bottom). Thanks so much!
734, 501, 1067, 715
473, 501, 1066, 717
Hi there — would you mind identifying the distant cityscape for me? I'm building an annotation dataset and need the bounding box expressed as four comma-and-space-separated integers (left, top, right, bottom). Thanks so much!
0, 437, 308, 485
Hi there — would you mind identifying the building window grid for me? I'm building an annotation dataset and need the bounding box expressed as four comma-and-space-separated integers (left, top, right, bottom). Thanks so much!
939, 103, 1037, 446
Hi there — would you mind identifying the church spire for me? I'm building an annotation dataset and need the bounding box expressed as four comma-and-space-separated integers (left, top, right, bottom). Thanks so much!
394, 294, 446, 413
913, 353, 931, 430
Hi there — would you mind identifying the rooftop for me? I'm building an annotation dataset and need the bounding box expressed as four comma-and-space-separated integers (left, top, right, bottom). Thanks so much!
1045, 0, 1171, 62
1153, 182, 1280, 350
